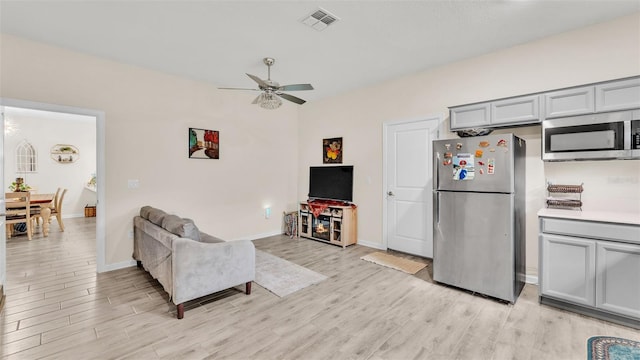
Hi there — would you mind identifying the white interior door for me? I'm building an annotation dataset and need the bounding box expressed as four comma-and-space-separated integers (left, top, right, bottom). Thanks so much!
385, 118, 439, 258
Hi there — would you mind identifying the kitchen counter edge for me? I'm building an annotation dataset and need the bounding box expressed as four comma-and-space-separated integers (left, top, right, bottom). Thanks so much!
537, 208, 640, 226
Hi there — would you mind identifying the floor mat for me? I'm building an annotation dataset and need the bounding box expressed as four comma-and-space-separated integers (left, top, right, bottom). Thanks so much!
360, 251, 427, 274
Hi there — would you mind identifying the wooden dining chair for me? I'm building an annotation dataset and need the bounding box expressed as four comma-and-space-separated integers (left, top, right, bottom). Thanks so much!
49, 188, 67, 231
33, 188, 60, 227
5, 192, 37, 240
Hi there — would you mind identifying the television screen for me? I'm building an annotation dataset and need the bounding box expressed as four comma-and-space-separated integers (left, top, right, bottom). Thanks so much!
309, 166, 354, 202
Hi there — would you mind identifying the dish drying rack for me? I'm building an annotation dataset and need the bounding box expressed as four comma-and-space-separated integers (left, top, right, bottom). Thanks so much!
546, 183, 583, 210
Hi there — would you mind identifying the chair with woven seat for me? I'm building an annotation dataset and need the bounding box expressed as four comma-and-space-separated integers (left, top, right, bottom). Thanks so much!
5, 192, 38, 240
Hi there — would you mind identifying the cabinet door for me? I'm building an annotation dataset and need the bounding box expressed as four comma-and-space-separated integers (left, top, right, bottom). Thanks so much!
541, 234, 596, 306
543, 86, 595, 119
450, 103, 490, 130
595, 77, 640, 112
491, 95, 540, 125
596, 241, 640, 319
299, 211, 312, 237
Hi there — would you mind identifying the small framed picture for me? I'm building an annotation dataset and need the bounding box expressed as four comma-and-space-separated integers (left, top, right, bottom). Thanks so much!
323, 137, 342, 164
189, 128, 219, 159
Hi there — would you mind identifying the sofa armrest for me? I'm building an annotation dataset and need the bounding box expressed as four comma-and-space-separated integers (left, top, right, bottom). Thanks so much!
171, 238, 255, 305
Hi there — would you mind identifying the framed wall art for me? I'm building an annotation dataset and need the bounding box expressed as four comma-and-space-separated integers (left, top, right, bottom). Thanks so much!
189, 128, 219, 159
323, 137, 342, 164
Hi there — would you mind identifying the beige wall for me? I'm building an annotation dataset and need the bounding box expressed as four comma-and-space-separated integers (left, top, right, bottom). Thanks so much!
1, 34, 300, 267
2, 13, 639, 277
298, 13, 640, 278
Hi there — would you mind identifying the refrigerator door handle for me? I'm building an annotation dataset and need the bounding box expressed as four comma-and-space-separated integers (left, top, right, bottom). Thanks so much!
435, 191, 440, 225
434, 151, 440, 190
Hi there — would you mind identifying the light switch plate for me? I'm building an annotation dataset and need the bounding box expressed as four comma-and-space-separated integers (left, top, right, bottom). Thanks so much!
128, 179, 140, 189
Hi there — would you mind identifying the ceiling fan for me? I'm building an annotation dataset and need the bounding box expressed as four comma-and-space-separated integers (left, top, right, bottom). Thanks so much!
219, 57, 314, 109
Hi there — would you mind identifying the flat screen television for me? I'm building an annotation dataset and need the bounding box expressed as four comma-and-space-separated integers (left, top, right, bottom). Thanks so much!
309, 165, 354, 202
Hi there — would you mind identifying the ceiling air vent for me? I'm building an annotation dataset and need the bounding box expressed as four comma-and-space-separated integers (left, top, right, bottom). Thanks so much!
301, 7, 340, 31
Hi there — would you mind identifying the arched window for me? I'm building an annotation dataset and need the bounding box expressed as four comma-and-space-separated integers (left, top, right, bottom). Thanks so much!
16, 140, 37, 173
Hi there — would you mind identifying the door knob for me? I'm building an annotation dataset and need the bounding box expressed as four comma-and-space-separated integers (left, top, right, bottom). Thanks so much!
387, 191, 395, 196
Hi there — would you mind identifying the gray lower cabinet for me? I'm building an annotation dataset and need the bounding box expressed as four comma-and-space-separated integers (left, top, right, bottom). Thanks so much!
596, 241, 640, 319
539, 216, 640, 328
540, 234, 596, 306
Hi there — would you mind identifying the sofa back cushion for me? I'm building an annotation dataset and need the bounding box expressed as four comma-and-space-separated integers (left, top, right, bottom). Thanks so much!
140, 206, 168, 227
162, 214, 201, 241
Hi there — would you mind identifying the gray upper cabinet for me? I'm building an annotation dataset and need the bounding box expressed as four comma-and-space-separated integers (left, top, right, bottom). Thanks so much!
543, 86, 595, 119
450, 95, 541, 130
449, 76, 640, 131
491, 95, 540, 126
450, 103, 490, 130
595, 77, 640, 112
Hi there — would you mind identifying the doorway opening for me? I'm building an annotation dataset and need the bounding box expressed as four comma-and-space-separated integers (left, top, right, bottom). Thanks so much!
1, 98, 106, 281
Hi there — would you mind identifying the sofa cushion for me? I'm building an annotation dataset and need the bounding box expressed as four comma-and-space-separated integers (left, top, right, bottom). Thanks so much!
140, 206, 153, 220
147, 207, 168, 226
162, 214, 201, 241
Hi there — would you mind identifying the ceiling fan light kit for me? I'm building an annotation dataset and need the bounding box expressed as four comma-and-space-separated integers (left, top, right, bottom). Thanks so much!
259, 92, 283, 109
219, 57, 314, 110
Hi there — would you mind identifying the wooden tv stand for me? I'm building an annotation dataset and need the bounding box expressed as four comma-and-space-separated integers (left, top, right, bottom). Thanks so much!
299, 201, 357, 248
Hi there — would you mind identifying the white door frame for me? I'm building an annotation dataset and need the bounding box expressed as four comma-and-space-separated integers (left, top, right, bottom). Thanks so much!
382, 114, 443, 250
0, 97, 107, 273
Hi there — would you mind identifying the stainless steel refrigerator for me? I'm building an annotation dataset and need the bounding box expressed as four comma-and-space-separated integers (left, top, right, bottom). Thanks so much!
433, 133, 526, 303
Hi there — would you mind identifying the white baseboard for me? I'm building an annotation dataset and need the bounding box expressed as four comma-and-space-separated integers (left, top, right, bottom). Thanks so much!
63, 213, 86, 219
233, 230, 283, 241
101, 259, 137, 273
525, 274, 539, 285
356, 239, 386, 250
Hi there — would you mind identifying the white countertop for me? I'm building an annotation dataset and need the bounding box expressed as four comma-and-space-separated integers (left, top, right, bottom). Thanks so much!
538, 208, 640, 226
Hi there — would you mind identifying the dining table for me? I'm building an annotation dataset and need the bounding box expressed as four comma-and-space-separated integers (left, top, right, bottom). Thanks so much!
5, 193, 55, 237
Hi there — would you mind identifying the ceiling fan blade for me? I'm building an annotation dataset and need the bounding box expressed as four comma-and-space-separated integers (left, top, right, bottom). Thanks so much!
279, 84, 314, 91
246, 73, 270, 88
277, 92, 306, 105
218, 87, 259, 91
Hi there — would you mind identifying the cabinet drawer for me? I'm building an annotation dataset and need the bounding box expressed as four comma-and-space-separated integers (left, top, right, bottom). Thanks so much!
541, 218, 640, 244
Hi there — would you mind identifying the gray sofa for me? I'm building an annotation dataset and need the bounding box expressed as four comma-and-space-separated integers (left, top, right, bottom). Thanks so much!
133, 206, 255, 319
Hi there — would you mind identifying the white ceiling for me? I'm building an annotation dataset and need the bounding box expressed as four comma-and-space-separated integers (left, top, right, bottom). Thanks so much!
1, 1, 639, 103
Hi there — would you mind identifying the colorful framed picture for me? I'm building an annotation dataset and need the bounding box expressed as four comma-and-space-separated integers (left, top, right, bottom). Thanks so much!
323, 137, 342, 164
189, 128, 219, 159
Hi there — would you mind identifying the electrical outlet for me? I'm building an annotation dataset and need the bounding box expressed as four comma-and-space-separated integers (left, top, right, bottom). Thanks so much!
128, 230, 134, 239
264, 207, 271, 219
128, 179, 140, 189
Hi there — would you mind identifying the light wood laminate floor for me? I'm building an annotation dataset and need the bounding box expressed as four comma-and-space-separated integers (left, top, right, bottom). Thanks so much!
2, 218, 638, 359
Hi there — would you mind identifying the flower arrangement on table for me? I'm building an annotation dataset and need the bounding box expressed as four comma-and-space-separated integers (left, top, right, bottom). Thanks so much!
8, 178, 31, 192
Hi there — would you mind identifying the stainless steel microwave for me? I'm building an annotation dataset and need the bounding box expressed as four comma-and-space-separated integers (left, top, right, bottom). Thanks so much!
542, 110, 640, 161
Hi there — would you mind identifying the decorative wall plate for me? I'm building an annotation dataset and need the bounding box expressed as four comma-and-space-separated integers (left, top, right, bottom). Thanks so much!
51, 144, 79, 163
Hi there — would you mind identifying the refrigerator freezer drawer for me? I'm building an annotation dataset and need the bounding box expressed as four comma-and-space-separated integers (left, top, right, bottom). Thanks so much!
433, 191, 519, 302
